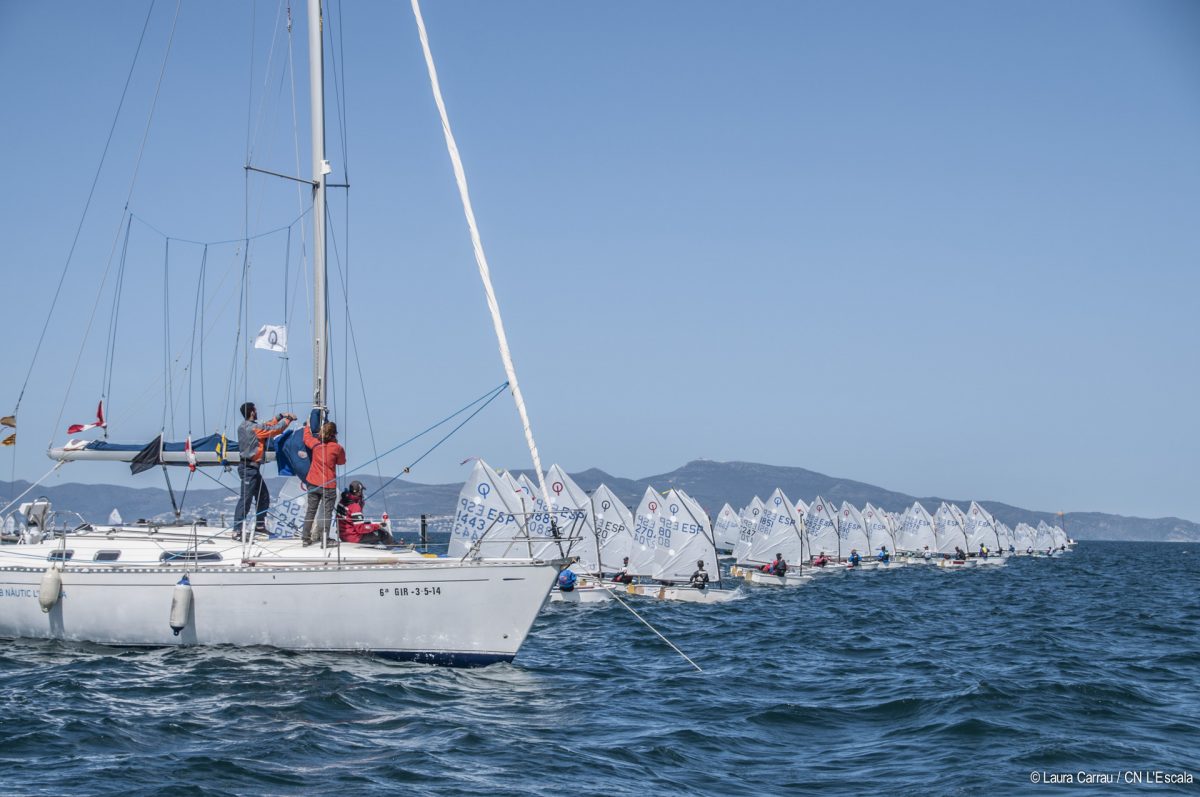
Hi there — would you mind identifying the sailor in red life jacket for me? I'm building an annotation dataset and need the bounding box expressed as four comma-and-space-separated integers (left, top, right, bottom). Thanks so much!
300, 419, 346, 546
336, 480, 394, 545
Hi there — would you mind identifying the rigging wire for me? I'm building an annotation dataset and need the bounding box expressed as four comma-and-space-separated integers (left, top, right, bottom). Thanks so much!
49, 0, 185, 447
12, 0, 158, 420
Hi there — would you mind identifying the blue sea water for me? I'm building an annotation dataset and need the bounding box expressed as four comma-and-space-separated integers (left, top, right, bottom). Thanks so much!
1, 541, 1197, 796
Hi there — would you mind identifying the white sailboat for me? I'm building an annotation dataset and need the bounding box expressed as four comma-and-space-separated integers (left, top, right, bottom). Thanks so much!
543, 465, 613, 603
862, 503, 900, 567
896, 502, 938, 562
712, 503, 741, 554
626, 489, 737, 602
804, 497, 844, 573
837, 502, 872, 569
0, 1, 563, 665
740, 489, 811, 587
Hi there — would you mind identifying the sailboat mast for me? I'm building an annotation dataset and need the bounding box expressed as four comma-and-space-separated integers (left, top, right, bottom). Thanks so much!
307, 0, 329, 410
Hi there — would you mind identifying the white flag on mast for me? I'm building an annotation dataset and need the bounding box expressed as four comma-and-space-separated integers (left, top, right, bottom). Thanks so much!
254, 324, 288, 353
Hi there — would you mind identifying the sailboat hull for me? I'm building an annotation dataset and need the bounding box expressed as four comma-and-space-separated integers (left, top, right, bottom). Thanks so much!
0, 558, 558, 666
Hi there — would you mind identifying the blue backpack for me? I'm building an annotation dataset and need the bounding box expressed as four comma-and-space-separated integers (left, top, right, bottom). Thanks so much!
557, 570, 577, 592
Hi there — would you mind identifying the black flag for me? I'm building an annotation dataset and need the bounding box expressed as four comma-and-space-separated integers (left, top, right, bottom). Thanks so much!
130, 435, 163, 475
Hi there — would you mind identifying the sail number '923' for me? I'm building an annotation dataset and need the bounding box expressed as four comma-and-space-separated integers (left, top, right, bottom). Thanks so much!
379, 586, 442, 598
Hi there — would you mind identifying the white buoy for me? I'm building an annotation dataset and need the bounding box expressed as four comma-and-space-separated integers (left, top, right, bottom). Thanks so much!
38, 566, 62, 613
169, 574, 193, 636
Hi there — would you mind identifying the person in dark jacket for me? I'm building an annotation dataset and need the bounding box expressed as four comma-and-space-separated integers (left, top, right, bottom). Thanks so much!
689, 560, 710, 589
233, 402, 294, 539
773, 553, 788, 576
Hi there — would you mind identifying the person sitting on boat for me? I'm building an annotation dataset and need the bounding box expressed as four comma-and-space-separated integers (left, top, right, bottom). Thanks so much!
1026, 546, 1033, 555
923, 546, 933, 561
612, 556, 634, 584
234, 402, 295, 539
689, 560, 710, 590
773, 553, 788, 576
1008, 544, 1016, 555
336, 480, 395, 545
877, 546, 890, 564
848, 549, 861, 567
979, 544, 988, 560
813, 551, 830, 568
557, 568, 577, 592
954, 546, 966, 561
301, 416, 346, 547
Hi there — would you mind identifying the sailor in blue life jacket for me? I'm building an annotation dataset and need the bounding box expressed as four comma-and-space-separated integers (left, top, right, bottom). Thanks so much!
877, 546, 890, 564
689, 560, 709, 590
557, 568, 577, 592
848, 549, 861, 567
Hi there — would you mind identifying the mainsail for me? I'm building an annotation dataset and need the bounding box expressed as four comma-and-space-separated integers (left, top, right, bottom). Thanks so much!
712, 503, 741, 551
897, 502, 937, 553
838, 502, 871, 558
934, 502, 969, 554
862, 503, 894, 553
653, 489, 721, 583
747, 489, 791, 565
629, 487, 663, 576
805, 497, 839, 560
449, 460, 527, 558
544, 465, 594, 568
591, 483, 634, 572
732, 496, 764, 562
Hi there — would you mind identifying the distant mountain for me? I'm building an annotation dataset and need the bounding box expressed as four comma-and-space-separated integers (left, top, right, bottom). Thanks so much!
2, 459, 1195, 542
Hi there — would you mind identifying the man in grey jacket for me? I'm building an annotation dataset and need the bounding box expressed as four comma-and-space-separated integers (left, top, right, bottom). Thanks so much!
234, 402, 294, 539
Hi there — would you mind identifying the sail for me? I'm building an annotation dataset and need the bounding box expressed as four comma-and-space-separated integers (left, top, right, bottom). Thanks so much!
964, 501, 998, 550
934, 502, 968, 554
265, 476, 307, 539
712, 503, 740, 551
629, 487, 663, 576
678, 490, 722, 582
653, 489, 721, 583
591, 483, 634, 572
862, 503, 894, 553
748, 488, 805, 566
897, 502, 937, 553
732, 496, 764, 562
805, 497, 840, 560
544, 465, 595, 569
1051, 525, 1068, 549
837, 502, 871, 558
1034, 521, 1057, 551
517, 473, 567, 560
449, 460, 528, 558
747, 489, 790, 565
1013, 522, 1037, 551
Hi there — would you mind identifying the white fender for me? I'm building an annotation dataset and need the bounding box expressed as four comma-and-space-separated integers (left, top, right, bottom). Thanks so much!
38, 566, 62, 613
169, 575, 193, 636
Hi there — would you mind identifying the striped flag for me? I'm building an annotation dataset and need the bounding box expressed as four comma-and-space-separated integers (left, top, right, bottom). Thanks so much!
67, 401, 106, 435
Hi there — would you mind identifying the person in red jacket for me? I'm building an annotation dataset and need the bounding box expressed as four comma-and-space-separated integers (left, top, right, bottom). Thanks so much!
301, 419, 346, 546
336, 480, 394, 545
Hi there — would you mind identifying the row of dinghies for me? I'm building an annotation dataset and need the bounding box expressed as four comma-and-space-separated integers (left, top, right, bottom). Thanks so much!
448, 462, 1076, 604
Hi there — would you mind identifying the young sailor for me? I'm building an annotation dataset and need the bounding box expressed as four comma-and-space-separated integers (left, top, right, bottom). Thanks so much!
772, 553, 788, 576
877, 546, 890, 564
923, 545, 933, 561
848, 549, 861, 568
689, 560, 710, 590
612, 556, 634, 584
813, 551, 830, 568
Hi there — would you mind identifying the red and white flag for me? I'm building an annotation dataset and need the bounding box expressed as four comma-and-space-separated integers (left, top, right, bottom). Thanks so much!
67, 401, 106, 435
184, 435, 197, 472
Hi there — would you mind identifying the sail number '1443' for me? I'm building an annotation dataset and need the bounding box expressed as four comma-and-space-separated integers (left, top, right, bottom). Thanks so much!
379, 586, 442, 598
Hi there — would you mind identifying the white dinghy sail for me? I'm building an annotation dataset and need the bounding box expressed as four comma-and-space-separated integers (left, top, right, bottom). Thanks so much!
713, 503, 741, 553
805, 497, 840, 561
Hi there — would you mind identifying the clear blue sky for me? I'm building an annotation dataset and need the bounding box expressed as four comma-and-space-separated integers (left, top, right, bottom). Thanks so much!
1, 1, 1197, 521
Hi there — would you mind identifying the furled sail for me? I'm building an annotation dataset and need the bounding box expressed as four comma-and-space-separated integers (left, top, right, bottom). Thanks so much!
49, 432, 253, 469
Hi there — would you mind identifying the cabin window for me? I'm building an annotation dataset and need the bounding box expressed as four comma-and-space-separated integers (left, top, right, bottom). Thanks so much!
94, 550, 121, 562
159, 551, 223, 563
48, 550, 74, 561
